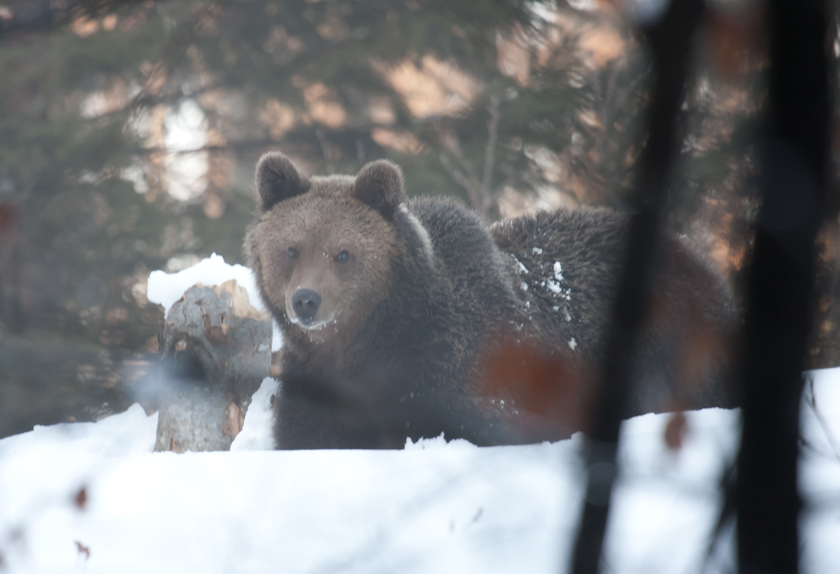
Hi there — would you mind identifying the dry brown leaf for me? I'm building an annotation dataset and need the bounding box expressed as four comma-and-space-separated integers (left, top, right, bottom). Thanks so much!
664, 411, 688, 452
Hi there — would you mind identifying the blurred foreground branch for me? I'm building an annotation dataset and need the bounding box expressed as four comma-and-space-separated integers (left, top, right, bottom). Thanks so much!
734, 2, 830, 572
570, 1, 706, 573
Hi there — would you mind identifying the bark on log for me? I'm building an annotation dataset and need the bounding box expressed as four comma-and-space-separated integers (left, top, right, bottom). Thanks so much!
154, 280, 272, 452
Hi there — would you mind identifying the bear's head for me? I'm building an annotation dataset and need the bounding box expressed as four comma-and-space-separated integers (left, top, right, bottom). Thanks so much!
246, 152, 408, 339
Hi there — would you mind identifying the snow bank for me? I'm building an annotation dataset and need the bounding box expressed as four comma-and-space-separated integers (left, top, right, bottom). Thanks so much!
229, 377, 279, 452
147, 253, 282, 351
0, 368, 838, 574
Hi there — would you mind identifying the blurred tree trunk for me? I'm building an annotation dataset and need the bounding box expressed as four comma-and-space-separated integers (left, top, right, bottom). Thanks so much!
735, 1, 830, 573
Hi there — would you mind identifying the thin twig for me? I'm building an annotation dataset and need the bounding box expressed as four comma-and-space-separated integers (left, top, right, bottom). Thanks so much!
806, 375, 840, 460
438, 153, 482, 211
434, 121, 483, 212
437, 122, 484, 189
316, 128, 334, 174
435, 96, 503, 219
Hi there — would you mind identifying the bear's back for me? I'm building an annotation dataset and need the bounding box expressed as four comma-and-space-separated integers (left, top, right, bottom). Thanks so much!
491, 207, 627, 354
492, 206, 735, 414
407, 197, 520, 326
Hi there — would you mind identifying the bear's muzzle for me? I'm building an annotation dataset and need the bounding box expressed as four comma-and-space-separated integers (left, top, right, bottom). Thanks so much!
291, 288, 321, 325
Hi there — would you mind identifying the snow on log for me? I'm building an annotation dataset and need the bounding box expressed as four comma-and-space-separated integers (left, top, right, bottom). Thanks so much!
154, 280, 272, 453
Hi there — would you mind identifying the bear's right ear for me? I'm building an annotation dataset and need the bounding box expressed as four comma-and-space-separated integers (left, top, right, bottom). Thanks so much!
352, 160, 406, 218
255, 152, 310, 212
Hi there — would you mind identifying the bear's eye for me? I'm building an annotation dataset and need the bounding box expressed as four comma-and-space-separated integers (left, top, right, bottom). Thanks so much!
335, 251, 350, 263
287, 247, 299, 259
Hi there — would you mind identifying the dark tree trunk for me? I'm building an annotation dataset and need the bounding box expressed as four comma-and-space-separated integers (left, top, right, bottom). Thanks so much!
736, 2, 830, 573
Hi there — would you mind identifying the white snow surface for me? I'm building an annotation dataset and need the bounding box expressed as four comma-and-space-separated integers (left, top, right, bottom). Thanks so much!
146, 253, 282, 351
1, 368, 839, 573
229, 377, 279, 452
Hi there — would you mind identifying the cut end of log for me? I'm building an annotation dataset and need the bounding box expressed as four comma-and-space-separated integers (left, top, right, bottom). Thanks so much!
212, 280, 270, 321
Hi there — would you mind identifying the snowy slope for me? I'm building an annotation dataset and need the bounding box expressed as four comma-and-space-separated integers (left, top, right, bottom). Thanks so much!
0, 368, 838, 574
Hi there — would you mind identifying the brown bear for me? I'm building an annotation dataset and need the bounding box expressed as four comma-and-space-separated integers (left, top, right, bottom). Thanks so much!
245, 152, 734, 449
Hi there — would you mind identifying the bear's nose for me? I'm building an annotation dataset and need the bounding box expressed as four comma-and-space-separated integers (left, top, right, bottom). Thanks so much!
291, 289, 321, 320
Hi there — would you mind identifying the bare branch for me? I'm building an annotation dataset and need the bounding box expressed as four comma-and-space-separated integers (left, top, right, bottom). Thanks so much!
482, 95, 500, 195
133, 139, 276, 157
433, 121, 483, 189
439, 153, 482, 212
435, 96, 503, 220
434, 121, 483, 212
806, 375, 840, 460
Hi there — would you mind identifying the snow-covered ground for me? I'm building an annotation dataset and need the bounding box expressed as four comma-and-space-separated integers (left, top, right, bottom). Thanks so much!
1, 255, 837, 573
1, 371, 838, 573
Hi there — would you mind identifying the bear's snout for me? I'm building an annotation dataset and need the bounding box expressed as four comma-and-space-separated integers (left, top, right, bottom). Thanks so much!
291, 288, 321, 321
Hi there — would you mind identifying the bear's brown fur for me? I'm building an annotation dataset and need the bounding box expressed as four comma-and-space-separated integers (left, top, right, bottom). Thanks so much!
245, 152, 734, 449
491, 208, 734, 436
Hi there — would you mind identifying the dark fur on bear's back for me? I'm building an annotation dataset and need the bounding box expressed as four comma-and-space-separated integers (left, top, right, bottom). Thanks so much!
246, 152, 734, 449
492, 208, 735, 417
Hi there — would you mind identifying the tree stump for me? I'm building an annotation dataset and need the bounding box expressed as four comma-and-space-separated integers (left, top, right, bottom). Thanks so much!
154, 280, 272, 452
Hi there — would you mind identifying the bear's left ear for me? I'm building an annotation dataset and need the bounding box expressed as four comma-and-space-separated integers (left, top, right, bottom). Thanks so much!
352, 160, 406, 218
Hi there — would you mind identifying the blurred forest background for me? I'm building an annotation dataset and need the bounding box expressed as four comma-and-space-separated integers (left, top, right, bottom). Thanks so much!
0, 0, 838, 439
